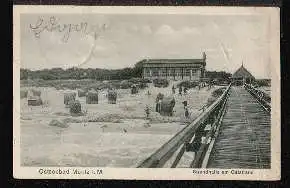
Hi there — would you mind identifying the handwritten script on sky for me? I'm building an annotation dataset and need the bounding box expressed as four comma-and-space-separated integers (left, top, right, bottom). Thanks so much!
30, 16, 107, 43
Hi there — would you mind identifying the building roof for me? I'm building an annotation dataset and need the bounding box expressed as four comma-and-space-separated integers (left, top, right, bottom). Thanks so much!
142, 59, 205, 64
140, 53, 207, 68
232, 64, 255, 79
141, 58, 206, 68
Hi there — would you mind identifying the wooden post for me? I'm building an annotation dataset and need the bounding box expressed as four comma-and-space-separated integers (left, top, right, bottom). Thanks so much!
181, 67, 184, 80
165, 67, 167, 79
142, 68, 145, 79
173, 69, 175, 80
171, 145, 187, 168
190, 69, 192, 80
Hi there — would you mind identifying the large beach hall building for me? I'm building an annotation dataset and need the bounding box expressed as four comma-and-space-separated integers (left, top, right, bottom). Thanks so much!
141, 52, 207, 81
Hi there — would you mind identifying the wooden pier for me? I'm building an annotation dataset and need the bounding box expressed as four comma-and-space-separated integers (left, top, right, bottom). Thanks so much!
207, 86, 271, 169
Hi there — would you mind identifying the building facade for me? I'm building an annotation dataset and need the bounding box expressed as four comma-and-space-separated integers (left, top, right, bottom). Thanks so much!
231, 63, 255, 86
141, 52, 206, 81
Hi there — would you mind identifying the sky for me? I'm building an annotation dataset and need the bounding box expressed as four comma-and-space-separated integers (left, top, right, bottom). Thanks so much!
20, 13, 271, 78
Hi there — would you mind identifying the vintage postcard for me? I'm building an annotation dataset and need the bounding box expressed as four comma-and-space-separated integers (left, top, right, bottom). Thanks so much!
13, 6, 280, 180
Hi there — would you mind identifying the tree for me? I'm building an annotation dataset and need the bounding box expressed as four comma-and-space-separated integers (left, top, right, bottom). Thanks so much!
205, 71, 232, 82
131, 60, 145, 77
20, 69, 30, 80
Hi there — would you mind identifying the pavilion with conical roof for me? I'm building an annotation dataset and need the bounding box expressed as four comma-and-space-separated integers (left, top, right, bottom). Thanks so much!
231, 63, 255, 86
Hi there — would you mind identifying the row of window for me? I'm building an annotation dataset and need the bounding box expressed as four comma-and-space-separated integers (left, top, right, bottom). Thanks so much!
144, 68, 201, 77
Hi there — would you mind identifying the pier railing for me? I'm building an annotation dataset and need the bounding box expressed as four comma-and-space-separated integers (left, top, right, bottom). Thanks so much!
138, 83, 232, 168
244, 83, 271, 113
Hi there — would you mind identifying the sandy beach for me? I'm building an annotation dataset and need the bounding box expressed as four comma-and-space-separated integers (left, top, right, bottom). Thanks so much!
21, 81, 217, 167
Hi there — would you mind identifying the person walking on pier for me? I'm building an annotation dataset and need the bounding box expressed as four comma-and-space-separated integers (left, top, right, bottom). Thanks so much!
204, 123, 212, 135
201, 131, 212, 146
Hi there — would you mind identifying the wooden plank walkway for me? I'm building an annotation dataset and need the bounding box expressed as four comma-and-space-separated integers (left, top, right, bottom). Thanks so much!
207, 86, 271, 169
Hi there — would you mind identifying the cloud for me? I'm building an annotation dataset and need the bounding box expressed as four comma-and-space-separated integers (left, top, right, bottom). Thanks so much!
153, 25, 205, 52
179, 26, 200, 35
155, 25, 175, 35
130, 25, 139, 32
155, 25, 201, 40
141, 25, 152, 35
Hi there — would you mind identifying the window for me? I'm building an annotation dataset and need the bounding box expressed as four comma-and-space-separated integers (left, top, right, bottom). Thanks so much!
175, 68, 181, 76
161, 69, 167, 77
152, 68, 159, 77
146, 69, 151, 77
167, 69, 171, 77
185, 69, 191, 76
196, 69, 201, 77
171, 69, 176, 76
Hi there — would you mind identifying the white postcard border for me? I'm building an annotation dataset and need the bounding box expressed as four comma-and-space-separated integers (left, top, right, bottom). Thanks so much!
13, 5, 280, 180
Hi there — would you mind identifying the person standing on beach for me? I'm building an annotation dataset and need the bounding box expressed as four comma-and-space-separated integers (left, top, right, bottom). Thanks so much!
183, 87, 188, 95
179, 86, 182, 96
182, 100, 188, 109
145, 105, 150, 119
147, 90, 151, 96
172, 85, 175, 94
157, 99, 162, 113
185, 106, 189, 119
